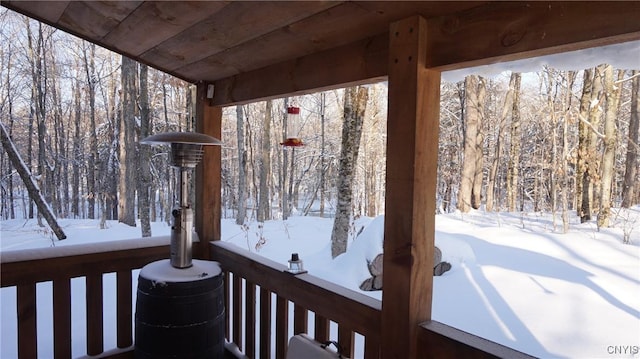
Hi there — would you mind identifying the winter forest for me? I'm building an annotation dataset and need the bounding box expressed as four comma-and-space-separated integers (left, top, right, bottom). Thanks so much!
1, 10, 639, 245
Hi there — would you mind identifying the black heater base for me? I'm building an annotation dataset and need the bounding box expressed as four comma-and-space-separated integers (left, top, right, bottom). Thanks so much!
135, 260, 225, 359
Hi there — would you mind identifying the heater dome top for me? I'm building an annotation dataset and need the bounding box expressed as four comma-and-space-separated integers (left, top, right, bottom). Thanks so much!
141, 132, 222, 146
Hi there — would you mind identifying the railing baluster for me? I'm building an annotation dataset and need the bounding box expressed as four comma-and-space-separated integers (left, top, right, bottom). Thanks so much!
86, 273, 104, 356
338, 326, 355, 359
233, 273, 243, 350
224, 270, 231, 341
53, 277, 72, 359
245, 280, 256, 358
293, 303, 307, 335
116, 270, 133, 348
259, 287, 271, 359
275, 296, 288, 359
314, 314, 330, 343
17, 283, 37, 358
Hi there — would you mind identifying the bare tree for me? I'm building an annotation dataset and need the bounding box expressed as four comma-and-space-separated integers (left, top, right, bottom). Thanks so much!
577, 66, 605, 223
598, 65, 623, 228
236, 105, 247, 225
257, 100, 272, 222
83, 42, 98, 219
118, 56, 137, 226
458, 75, 487, 212
621, 70, 639, 208
505, 73, 522, 212
331, 86, 368, 258
138, 64, 151, 236
1, 121, 66, 239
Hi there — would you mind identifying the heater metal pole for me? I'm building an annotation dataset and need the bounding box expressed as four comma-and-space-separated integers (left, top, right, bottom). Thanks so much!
171, 169, 194, 268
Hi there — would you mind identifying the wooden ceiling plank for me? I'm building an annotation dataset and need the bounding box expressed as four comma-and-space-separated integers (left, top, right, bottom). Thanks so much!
102, 1, 228, 57
140, 1, 343, 72
426, 1, 640, 70
210, 33, 388, 106
58, 1, 141, 41
182, 2, 486, 82
3, 1, 70, 24
180, 2, 387, 81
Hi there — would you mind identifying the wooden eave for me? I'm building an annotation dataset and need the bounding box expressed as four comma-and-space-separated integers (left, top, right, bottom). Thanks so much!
3, 1, 639, 106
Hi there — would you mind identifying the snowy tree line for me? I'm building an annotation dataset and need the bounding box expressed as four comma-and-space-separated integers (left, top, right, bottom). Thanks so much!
1, 10, 638, 242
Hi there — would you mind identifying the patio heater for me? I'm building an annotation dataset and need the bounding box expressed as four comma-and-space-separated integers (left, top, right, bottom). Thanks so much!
135, 132, 225, 359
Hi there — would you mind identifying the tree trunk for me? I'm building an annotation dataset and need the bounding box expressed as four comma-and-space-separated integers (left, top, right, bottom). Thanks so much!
487, 73, 517, 212
281, 98, 289, 220
561, 71, 576, 233
331, 86, 368, 258
118, 56, 137, 226
257, 100, 272, 222
598, 66, 622, 228
472, 77, 486, 209
507, 73, 522, 212
576, 69, 594, 221
72, 80, 81, 218
578, 66, 605, 223
319, 93, 327, 217
138, 64, 152, 236
622, 70, 639, 208
457, 75, 486, 212
236, 105, 247, 225
1, 121, 66, 239
84, 43, 98, 219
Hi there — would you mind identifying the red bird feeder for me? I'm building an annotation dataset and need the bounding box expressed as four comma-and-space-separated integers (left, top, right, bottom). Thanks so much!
281, 106, 304, 147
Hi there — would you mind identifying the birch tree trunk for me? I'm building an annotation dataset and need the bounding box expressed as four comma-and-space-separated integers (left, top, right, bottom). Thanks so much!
331, 86, 368, 258
621, 70, 639, 208
118, 56, 137, 226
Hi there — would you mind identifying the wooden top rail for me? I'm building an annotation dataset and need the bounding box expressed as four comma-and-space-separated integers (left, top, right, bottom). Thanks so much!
419, 321, 537, 359
1, 236, 172, 287
210, 241, 382, 339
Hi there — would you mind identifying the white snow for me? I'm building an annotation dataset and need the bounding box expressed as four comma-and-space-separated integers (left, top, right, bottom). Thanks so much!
1, 208, 639, 358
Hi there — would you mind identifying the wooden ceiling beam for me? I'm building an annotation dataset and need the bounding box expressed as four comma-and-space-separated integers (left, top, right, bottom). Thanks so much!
210, 1, 639, 106
426, 1, 640, 70
210, 33, 389, 106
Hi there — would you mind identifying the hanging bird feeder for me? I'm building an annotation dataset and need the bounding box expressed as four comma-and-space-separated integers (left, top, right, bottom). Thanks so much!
281, 106, 304, 147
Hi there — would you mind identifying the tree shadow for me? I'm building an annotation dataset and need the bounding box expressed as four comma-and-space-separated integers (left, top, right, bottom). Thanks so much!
434, 231, 639, 358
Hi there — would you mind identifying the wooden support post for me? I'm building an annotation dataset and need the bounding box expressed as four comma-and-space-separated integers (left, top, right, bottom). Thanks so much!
195, 82, 222, 259
381, 15, 440, 358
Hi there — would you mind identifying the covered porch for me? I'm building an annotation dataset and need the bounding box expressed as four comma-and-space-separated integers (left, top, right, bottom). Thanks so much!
2, 1, 639, 358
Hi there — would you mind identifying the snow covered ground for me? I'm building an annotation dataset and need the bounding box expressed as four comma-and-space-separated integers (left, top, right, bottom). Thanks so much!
1, 208, 639, 358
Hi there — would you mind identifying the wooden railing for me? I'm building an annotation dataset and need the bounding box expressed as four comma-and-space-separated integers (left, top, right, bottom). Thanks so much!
210, 241, 382, 359
0, 237, 172, 359
1, 237, 532, 359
